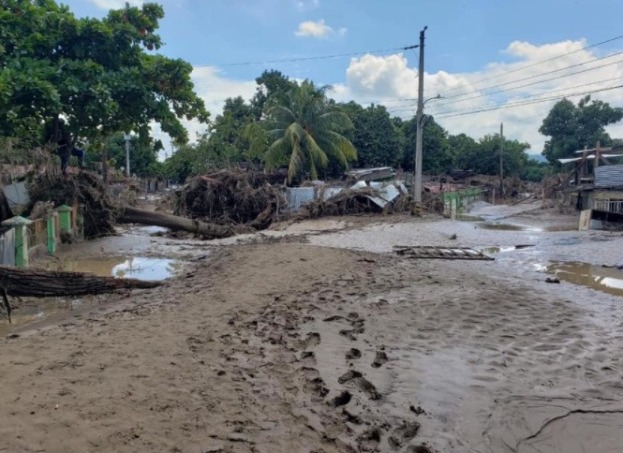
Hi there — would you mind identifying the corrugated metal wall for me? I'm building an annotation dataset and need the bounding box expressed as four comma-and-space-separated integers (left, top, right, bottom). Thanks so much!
285, 187, 315, 212
595, 165, 623, 188
0, 228, 15, 266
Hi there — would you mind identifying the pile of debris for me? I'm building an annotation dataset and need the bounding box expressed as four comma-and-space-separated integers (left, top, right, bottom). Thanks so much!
298, 181, 413, 218
26, 172, 116, 239
173, 171, 286, 227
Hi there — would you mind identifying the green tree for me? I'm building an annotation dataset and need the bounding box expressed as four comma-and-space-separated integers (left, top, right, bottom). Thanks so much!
250, 70, 297, 120
104, 132, 163, 177
203, 96, 256, 166
401, 117, 451, 174
448, 133, 479, 170
457, 134, 530, 176
163, 140, 213, 183
0, 0, 208, 148
340, 102, 404, 168
263, 81, 356, 183
539, 96, 623, 164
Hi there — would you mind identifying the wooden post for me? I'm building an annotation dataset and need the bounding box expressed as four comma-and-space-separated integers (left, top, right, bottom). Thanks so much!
2, 216, 33, 268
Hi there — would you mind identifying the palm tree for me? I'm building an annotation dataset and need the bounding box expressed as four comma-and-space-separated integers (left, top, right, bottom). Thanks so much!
264, 81, 356, 183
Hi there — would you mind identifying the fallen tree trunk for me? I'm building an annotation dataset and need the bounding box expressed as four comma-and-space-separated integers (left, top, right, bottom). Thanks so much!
0, 266, 161, 322
0, 266, 160, 298
118, 206, 235, 239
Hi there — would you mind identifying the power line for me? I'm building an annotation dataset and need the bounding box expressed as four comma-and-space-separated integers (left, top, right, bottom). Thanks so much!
195, 45, 416, 68
434, 53, 623, 107
434, 84, 623, 119
386, 76, 622, 116
439, 33, 623, 98
341, 44, 623, 112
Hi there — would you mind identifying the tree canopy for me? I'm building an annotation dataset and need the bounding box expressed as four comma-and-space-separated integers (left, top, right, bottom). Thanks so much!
540, 96, 623, 164
263, 81, 357, 183
0, 0, 208, 145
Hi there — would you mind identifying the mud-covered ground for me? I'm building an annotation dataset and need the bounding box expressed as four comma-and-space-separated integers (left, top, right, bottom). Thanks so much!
1, 202, 623, 452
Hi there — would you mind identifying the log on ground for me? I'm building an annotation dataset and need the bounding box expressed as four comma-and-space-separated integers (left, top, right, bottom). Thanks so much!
118, 206, 235, 239
0, 266, 160, 298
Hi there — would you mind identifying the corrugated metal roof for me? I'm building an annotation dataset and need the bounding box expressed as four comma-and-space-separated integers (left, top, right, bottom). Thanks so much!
595, 165, 623, 188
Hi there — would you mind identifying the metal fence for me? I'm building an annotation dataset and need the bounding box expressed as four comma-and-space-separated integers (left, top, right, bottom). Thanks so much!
593, 199, 623, 213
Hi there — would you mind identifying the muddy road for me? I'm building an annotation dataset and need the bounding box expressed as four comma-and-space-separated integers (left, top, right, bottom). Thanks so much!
1, 203, 623, 452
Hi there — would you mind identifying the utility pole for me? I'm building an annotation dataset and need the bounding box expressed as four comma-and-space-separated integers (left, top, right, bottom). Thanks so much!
413, 26, 427, 206
499, 123, 504, 199
124, 133, 131, 177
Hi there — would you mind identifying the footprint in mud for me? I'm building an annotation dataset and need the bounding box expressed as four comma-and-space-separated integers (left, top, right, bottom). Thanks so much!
339, 329, 359, 341
342, 408, 363, 425
350, 319, 365, 333
388, 421, 421, 450
301, 367, 320, 380
346, 348, 362, 360
304, 376, 329, 400
338, 370, 381, 400
300, 351, 317, 367
300, 332, 321, 349
357, 426, 382, 451
323, 315, 345, 322
338, 370, 362, 384
328, 390, 352, 408
371, 351, 388, 368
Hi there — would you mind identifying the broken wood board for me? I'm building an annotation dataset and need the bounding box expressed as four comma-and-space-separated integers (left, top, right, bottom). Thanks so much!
393, 245, 494, 261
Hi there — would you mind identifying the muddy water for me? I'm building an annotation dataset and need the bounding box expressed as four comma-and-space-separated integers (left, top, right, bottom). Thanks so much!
547, 261, 623, 297
45, 256, 182, 281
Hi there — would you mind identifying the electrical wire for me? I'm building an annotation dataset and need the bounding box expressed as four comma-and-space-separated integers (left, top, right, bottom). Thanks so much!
437, 49, 623, 103
194, 45, 416, 68
439, 33, 623, 98
385, 76, 623, 116
433, 55, 623, 107
434, 84, 623, 119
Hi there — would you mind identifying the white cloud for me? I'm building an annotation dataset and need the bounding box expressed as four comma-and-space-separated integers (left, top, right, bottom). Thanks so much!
87, 0, 143, 9
295, 19, 333, 38
331, 40, 623, 155
154, 66, 257, 159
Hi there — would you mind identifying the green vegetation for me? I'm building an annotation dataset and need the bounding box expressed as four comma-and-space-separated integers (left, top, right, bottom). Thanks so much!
0, 0, 207, 175
540, 96, 623, 165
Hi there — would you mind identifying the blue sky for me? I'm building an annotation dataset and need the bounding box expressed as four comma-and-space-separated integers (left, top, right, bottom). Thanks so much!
65, 0, 623, 154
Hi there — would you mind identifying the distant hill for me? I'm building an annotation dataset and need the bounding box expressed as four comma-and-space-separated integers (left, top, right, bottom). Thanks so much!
526, 153, 547, 163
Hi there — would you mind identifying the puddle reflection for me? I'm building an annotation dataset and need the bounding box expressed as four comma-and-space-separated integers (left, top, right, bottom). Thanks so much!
47, 256, 182, 281
547, 261, 623, 297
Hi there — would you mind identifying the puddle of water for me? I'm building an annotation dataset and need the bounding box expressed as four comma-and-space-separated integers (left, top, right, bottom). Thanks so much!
543, 225, 578, 232
458, 214, 484, 222
481, 246, 520, 255
547, 261, 623, 297
480, 244, 535, 256
134, 225, 169, 235
477, 222, 526, 231
46, 256, 182, 281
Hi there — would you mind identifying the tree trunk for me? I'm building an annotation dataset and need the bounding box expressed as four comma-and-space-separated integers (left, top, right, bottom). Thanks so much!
0, 266, 159, 299
118, 206, 235, 239
0, 266, 161, 322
